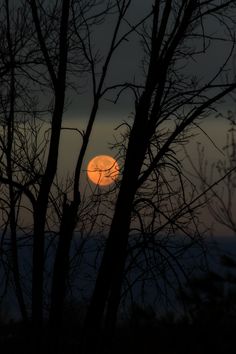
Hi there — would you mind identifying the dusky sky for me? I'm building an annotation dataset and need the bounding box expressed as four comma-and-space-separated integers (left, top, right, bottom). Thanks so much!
25, 0, 236, 236
53, 0, 236, 237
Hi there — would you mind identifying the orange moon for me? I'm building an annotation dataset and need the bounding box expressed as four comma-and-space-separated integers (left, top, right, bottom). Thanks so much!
87, 155, 119, 186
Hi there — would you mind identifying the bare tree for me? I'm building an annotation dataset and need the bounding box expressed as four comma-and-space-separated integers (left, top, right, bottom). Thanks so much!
0, 0, 39, 324
188, 108, 236, 238
82, 1, 236, 352
1, 1, 236, 354
0, 0, 151, 351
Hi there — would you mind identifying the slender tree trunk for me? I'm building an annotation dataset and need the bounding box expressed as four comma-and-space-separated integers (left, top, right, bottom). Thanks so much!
46, 205, 75, 353
83, 118, 149, 353
32, 95, 67, 328
7, 165, 29, 324
49, 198, 79, 323
31, 101, 66, 349
30, 3, 70, 347
31, 88, 69, 354
4, 0, 28, 325
9, 196, 29, 323
32, 203, 48, 331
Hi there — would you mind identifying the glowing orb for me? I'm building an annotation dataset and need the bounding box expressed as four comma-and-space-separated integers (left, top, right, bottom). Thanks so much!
87, 155, 119, 186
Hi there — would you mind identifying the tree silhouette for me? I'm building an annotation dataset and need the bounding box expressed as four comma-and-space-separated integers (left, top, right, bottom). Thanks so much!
83, 2, 236, 352
0, 1, 236, 354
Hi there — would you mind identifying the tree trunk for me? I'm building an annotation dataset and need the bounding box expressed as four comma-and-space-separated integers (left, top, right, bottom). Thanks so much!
5, 0, 28, 325
48, 197, 79, 352
83, 118, 149, 353
32, 203, 48, 352
30, 0, 70, 350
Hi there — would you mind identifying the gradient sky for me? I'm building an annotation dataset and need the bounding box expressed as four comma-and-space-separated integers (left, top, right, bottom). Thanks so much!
55, 1, 236, 237
56, 114, 235, 237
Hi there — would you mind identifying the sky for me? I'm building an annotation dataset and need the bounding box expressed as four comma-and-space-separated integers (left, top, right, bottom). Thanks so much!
51, 1, 236, 237
64, 0, 235, 117
57, 116, 235, 236
6, 0, 234, 237
3, 0, 236, 322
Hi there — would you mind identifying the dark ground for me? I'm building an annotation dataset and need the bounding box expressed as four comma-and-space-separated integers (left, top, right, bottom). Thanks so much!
0, 318, 235, 354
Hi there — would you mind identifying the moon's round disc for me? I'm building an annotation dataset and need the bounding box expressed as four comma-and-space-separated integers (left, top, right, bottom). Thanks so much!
87, 155, 119, 186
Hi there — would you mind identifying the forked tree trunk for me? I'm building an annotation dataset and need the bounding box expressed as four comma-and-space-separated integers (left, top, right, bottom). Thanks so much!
30, 1, 70, 346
